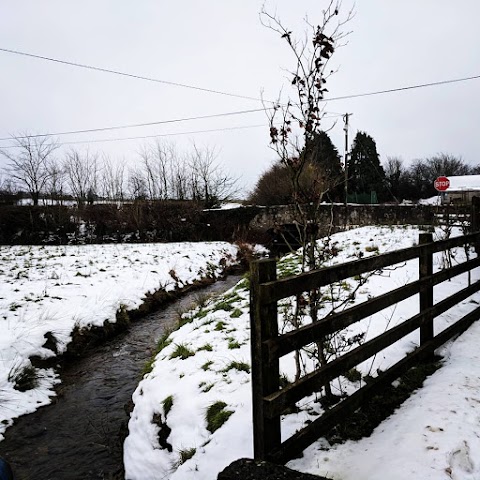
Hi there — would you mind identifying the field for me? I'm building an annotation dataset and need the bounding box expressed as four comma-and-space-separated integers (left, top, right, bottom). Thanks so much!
2, 226, 480, 480
0, 241, 239, 441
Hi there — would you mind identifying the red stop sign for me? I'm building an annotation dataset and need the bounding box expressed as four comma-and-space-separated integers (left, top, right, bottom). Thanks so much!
434, 176, 450, 191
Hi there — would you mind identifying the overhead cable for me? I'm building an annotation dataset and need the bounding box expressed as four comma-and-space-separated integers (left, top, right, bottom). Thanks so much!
0, 47, 266, 103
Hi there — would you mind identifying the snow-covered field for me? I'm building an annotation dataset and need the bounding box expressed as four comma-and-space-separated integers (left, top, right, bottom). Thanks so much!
123, 225, 480, 480
0, 241, 239, 441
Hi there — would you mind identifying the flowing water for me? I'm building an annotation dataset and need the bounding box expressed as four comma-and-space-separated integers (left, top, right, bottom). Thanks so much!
0, 275, 243, 480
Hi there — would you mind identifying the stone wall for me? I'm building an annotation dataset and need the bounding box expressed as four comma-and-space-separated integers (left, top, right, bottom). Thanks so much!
247, 204, 437, 231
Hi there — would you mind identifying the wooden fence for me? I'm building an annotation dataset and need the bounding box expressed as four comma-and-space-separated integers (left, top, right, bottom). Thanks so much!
250, 231, 480, 464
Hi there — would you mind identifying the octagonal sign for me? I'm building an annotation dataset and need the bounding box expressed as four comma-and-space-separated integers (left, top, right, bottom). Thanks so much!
434, 176, 450, 191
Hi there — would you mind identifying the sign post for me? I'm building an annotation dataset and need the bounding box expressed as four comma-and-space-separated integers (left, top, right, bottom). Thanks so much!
434, 176, 450, 192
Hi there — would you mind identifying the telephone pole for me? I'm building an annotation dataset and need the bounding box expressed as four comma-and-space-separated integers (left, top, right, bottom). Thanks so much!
343, 113, 352, 208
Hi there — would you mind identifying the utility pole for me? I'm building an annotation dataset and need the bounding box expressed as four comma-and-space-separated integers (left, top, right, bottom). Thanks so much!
343, 113, 352, 208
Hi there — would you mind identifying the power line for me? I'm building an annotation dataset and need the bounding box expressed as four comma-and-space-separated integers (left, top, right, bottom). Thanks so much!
0, 47, 267, 103
0, 111, 343, 143
0, 124, 269, 149
0, 108, 268, 141
2, 47, 479, 107
0, 114, 343, 149
324, 74, 480, 102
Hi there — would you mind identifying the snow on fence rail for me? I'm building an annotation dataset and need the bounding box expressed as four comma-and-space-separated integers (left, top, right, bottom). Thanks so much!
250, 231, 480, 464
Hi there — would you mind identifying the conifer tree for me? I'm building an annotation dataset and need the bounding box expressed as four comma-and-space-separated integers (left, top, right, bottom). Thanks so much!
347, 131, 386, 202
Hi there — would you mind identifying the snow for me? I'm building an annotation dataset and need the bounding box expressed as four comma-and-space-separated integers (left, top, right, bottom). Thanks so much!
418, 196, 442, 206
0, 241, 239, 441
2, 226, 479, 479
446, 175, 480, 192
123, 225, 480, 480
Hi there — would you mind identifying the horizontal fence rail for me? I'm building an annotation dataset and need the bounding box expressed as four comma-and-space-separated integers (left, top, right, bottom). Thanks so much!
250, 230, 480, 463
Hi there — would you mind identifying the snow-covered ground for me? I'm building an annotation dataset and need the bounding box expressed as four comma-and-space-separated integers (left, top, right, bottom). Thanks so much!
124, 225, 480, 480
0, 241, 239, 441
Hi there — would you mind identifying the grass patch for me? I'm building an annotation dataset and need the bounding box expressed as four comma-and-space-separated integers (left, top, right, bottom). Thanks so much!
222, 361, 250, 374
199, 381, 214, 393
170, 343, 195, 360
162, 395, 174, 417
344, 368, 362, 383
201, 360, 214, 371
198, 343, 213, 352
8, 364, 38, 392
213, 300, 235, 312
227, 338, 241, 350
206, 401, 234, 433
214, 321, 226, 331
142, 329, 173, 375
230, 308, 242, 318
176, 447, 196, 465
195, 309, 209, 319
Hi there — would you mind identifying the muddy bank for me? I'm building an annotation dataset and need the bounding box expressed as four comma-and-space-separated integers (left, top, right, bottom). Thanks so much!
0, 274, 243, 480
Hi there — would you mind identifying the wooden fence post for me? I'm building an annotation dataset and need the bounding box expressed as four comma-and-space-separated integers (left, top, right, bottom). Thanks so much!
472, 197, 480, 253
250, 259, 281, 460
419, 233, 434, 345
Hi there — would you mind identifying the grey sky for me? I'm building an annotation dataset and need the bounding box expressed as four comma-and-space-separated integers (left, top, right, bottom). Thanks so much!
1, 1, 479, 195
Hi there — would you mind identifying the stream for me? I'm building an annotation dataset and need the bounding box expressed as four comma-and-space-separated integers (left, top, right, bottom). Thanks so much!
0, 274, 243, 480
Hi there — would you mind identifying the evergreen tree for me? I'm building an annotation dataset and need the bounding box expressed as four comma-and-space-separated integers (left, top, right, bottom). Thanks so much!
347, 131, 387, 202
305, 131, 344, 202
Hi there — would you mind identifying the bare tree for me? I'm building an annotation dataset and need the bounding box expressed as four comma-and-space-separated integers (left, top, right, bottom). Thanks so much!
45, 160, 66, 204
169, 155, 190, 200
384, 156, 406, 202
128, 167, 148, 201
101, 155, 126, 202
137, 140, 176, 200
261, 3, 353, 396
0, 134, 59, 205
189, 144, 239, 208
261, 2, 352, 243
64, 149, 99, 207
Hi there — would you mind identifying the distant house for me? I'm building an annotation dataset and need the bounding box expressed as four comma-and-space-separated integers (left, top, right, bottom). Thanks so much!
445, 175, 480, 204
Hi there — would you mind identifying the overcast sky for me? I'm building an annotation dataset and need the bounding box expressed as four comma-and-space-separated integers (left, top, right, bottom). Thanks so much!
1, 1, 479, 195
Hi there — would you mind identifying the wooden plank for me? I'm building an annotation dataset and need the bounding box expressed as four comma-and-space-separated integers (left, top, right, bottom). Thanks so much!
265, 255, 480, 362
419, 233, 434, 345
264, 278, 480, 418
250, 259, 281, 460
260, 233, 480, 303
267, 304, 480, 464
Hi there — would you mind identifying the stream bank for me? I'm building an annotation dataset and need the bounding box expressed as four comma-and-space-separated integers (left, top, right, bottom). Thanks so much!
0, 274, 243, 480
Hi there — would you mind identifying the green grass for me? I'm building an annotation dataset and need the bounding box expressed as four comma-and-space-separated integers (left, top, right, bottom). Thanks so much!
177, 447, 196, 465
213, 300, 235, 312
214, 321, 226, 331
227, 338, 241, 350
230, 308, 242, 318
222, 361, 250, 374
142, 329, 173, 375
169, 343, 195, 360
162, 395, 174, 417
206, 401, 234, 433
201, 360, 214, 371
198, 343, 213, 352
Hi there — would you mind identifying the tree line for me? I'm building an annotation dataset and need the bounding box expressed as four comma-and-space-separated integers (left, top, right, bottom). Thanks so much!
0, 136, 238, 208
250, 129, 480, 205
